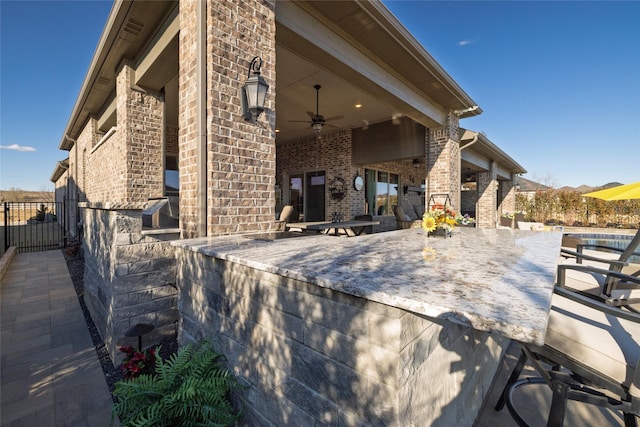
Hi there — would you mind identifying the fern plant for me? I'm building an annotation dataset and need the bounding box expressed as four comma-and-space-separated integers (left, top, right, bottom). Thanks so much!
112, 340, 242, 427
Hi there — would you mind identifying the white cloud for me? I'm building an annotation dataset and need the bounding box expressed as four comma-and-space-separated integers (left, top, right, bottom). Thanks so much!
0, 144, 36, 152
457, 39, 476, 47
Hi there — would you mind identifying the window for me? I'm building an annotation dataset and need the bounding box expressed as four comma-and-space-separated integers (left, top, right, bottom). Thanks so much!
365, 168, 398, 215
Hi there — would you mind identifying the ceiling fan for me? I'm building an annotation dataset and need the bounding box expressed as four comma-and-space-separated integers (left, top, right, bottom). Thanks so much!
289, 84, 343, 133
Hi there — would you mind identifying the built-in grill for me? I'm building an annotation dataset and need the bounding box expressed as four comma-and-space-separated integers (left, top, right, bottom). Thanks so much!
142, 197, 179, 229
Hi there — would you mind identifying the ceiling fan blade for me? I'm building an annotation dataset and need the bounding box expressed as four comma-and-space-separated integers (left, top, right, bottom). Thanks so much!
324, 123, 339, 129
288, 120, 312, 123
306, 111, 316, 120
323, 115, 344, 122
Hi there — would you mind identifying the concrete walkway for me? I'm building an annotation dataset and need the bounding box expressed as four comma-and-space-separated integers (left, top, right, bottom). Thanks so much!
1, 250, 113, 426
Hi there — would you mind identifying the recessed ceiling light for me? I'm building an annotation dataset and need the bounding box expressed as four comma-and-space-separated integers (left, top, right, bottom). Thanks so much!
354, 103, 362, 109
275, 129, 280, 133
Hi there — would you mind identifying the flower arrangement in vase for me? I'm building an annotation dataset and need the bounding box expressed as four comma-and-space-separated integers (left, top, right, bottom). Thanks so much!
422, 205, 458, 237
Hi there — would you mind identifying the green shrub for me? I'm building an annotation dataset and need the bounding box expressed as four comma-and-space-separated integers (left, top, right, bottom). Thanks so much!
112, 340, 242, 427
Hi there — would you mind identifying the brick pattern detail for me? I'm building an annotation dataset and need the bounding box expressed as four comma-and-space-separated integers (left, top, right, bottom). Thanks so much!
427, 113, 460, 211
166, 126, 179, 158
277, 130, 360, 220
206, 1, 276, 236
77, 63, 164, 205
277, 130, 429, 229
118, 63, 164, 202
178, 0, 200, 238
179, 0, 277, 237
499, 179, 516, 217
78, 119, 99, 202
477, 161, 498, 228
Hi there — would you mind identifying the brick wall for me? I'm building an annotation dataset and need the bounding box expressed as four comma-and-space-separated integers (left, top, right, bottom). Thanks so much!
477, 161, 498, 228
75, 118, 98, 202
178, 0, 277, 238
176, 247, 508, 426
277, 129, 429, 229
118, 62, 164, 202
166, 126, 178, 158
499, 179, 516, 217
277, 130, 362, 221
178, 0, 200, 238
461, 188, 477, 216
205, 0, 277, 236
79, 62, 164, 205
427, 113, 460, 211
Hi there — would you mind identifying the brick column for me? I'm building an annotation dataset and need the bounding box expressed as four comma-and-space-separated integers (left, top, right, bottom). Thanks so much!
179, 0, 277, 237
499, 177, 516, 217
206, 0, 277, 235
178, 0, 200, 238
477, 161, 498, 228
426, 112, 460, 211
116, 61, 164, 203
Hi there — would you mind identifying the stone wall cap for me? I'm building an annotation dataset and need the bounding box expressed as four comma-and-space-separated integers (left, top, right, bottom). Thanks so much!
79, 201, 155, 210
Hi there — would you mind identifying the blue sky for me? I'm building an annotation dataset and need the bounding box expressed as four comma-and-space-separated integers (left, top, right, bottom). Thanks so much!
1, 1, 638, 191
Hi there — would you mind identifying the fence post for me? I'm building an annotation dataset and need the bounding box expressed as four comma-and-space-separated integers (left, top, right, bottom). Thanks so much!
4, 202, 9, 251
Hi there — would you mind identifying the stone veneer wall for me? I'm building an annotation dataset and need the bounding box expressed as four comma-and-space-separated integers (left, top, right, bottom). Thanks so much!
82, 204, 179, 362
176, 247, 508, 426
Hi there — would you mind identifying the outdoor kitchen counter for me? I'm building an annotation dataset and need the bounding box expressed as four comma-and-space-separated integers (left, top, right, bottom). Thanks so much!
172, 227, 562, 346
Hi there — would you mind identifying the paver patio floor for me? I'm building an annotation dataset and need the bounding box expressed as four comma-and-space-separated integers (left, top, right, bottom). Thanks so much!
1, 250, 113, 427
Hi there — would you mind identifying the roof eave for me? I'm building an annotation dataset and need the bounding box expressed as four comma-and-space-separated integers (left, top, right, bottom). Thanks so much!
50, 159, 70, 183
460, 129, 527, 175
365, 1, 481, 113
58, 0, 124, 151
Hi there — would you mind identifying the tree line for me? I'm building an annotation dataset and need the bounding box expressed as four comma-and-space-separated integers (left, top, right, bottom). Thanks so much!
516, 190, 640, 229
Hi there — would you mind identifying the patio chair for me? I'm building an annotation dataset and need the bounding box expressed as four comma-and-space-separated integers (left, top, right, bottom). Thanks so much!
558, 230, 640, 299
393, 206, 421, 230
495, 286, 640, 426
276, 205, 294, 231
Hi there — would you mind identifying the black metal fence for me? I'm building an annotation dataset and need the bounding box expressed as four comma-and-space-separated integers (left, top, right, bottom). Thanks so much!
2, 200, 80, 254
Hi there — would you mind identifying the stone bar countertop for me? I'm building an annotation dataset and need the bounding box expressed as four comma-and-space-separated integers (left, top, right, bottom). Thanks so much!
172, 227, 563, 345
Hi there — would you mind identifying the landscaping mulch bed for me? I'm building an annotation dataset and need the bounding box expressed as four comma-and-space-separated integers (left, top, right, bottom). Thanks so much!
62, 245, 178, 402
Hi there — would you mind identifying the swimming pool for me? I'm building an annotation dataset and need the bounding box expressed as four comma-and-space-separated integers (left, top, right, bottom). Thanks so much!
567, 233, 639, 263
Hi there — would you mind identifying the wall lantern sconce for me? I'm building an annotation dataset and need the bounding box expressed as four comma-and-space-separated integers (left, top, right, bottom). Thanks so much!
242, 56, 269, 123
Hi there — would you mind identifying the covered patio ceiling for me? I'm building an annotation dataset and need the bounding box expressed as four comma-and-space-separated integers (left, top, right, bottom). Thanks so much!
60, 1, 481, 153
275, 47, 402, 142
274, 0, 481, 144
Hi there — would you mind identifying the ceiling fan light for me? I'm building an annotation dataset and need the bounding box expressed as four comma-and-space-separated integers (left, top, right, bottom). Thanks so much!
312, 122, 323, 132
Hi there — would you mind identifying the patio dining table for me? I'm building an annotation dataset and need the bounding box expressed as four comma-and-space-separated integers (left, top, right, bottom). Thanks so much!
286, 220, 380, 237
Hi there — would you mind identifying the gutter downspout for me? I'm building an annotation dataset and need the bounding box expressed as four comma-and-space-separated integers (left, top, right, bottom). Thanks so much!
64, 134, 78, 237
64, 135, 79, 200
196, 0, 207, 237
459, 131, 479, 219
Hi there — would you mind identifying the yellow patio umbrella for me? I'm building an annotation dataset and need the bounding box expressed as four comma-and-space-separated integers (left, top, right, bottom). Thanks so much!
582, 182, 640, 201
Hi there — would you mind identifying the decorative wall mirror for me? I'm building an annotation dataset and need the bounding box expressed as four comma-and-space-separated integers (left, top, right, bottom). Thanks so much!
353, 175, 364, 191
